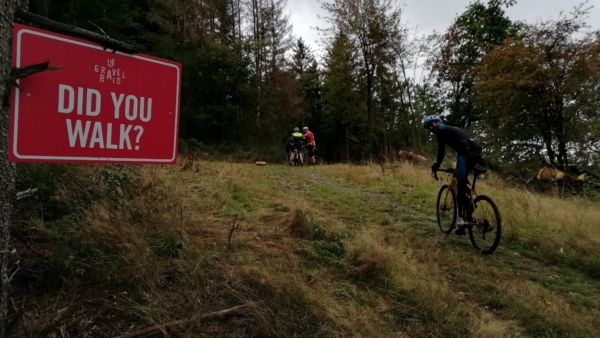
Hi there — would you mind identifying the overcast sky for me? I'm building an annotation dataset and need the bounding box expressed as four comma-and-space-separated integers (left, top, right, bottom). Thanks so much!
288, 0, 600, 52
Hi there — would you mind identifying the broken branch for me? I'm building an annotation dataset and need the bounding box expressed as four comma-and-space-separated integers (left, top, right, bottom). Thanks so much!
16, 188, 38, 200
227, 215, 238, 250
112, 301, 263, 338
10, 61, 63, 81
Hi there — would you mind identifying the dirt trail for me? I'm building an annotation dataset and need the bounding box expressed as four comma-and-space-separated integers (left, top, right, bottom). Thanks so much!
301, 170, 427, 218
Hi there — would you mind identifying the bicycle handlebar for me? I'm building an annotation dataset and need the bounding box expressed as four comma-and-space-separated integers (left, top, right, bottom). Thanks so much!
432, 168, 455, 181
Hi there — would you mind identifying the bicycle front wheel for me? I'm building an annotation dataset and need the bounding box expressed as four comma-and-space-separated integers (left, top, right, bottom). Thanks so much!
468, 195, 502, 254
436, 184, 457, 234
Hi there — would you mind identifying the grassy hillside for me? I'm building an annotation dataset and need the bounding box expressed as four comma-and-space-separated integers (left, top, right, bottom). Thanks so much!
11, 160, 600, 337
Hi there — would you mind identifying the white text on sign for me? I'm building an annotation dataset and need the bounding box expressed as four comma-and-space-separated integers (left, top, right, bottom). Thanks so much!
94, 58, 126, 85
58, 84, 151, 151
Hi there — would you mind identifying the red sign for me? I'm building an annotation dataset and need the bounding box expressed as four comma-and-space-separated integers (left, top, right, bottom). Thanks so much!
10, 24, 181, 164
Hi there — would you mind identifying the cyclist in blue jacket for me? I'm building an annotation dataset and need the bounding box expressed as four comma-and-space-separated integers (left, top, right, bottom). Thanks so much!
423, 115, 483, 236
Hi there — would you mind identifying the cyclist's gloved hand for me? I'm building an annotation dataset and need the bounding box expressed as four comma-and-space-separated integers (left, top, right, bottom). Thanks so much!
431, 163, 440, 173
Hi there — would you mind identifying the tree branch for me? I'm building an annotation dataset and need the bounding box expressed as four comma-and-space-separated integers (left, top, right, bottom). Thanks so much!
11, 60, 62, 80
227, 215, 238, 250
112, 301, 264, 338
14, 9, 138, 54
15, 188, 38, 200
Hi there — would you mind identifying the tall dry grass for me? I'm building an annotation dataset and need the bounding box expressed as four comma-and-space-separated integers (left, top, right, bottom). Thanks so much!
13, 160, 600, 337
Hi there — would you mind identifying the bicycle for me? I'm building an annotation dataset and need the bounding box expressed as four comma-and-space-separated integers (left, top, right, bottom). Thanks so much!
291, 148, 304, 167
312, 147, 323, 165
303, 146, 323, 166
433, 167, 502, 254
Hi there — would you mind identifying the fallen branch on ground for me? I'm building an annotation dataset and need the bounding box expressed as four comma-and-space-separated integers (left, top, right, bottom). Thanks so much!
112, 301, 264, 338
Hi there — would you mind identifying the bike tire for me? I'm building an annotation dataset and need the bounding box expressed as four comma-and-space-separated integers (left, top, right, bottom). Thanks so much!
468, 195, 502, 254
436, 184, 457, 234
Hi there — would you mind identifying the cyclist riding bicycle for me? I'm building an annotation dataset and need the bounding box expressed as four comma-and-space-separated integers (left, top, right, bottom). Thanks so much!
289, 127, 305, 166
302, 127, 316, 165
424, 115, 483, 236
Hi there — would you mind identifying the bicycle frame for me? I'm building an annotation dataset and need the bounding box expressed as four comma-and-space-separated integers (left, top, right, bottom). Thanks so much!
434, 167, 501, 254
291, 149, 303, 166
441, 171, 478, 221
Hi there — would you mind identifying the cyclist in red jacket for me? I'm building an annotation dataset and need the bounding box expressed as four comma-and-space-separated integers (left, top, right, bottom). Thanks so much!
302, 127, 316, 165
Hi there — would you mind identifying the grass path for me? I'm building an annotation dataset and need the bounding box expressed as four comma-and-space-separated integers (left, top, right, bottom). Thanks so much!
15, 161, 599, 337
303, 164, 600, 338
166, 162, 599, 337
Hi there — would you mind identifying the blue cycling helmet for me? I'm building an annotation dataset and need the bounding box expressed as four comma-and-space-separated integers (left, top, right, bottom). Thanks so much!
423, 115, 443, 129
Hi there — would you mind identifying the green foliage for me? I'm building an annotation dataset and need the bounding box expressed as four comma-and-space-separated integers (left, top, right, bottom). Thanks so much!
308, 221, 348, 265
271, 288, 326, 337
147, 231, 184, 258
321, 0, 405, 159
312, 221, 348, 242
34, 0, 150, 48
178, 138, 188, 154
30, 0, 297, 158
312, 240, 347, 265
16, 164, 139, 224
334, 283, 375, 307
25, 0, 600, 176
475, 6, 600, 170
321, 33, 365, 161
434, 0, 517, 128
267, 203, 291, 213
41, 240, 124, 288
179, 43, 253, 144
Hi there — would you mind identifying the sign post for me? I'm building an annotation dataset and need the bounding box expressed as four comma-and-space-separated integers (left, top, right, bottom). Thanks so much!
10, 23, 181, 164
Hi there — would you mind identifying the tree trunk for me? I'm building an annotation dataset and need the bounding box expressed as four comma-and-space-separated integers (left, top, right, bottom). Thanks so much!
383, 127, 388, 159
543, 135, 556, 166
556, 134, 568, 169
397, 87, 414, 148
237, 0, 241, 44
366, 64, 373, 161
540, 110, 555, 166
345, 124, 350, 163
554, 105, 568, 170
0, 2, 20, 336
398, 61, 417, 148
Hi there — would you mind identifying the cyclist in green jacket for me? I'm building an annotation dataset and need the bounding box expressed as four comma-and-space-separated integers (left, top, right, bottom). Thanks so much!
289, 127, 304, 166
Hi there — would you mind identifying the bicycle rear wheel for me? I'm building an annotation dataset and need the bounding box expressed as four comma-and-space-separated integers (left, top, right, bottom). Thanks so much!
436, 185, 457, 234
468, 195, 501, 254
302, 149, 309, 166
313, 147, 322, 165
